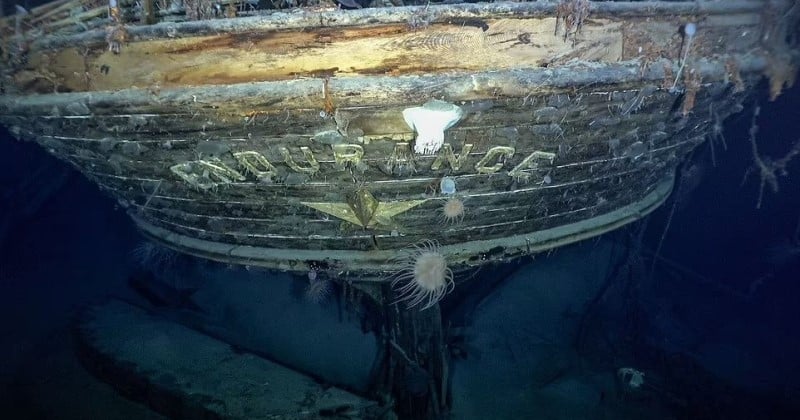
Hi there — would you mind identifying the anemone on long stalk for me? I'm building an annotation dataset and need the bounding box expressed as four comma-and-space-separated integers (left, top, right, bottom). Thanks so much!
391, 240, 454, 310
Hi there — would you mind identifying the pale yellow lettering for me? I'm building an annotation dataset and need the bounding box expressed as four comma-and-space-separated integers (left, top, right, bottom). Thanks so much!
475, 146, 515, 174
508, 151, 556, 182
279, 146, 320, 175
431, 143, 474, 172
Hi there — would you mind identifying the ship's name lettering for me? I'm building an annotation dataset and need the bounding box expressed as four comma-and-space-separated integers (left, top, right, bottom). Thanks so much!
170, 143, 555, 190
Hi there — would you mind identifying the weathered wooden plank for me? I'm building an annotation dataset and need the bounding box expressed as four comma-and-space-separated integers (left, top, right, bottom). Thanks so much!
13, 14, 621, 94
129, 175, 674, 274
20, 1, 769, 49
114, 166, 665, 250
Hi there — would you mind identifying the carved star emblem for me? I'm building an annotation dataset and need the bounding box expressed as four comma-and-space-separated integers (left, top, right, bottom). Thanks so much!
302, 188, 426, 229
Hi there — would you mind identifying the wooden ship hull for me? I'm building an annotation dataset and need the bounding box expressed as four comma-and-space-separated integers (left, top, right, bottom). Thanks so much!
3, 1, 799, 418
0, 1, 797, 277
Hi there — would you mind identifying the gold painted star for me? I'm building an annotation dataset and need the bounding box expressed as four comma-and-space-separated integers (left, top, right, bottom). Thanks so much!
302, 188, 426, 229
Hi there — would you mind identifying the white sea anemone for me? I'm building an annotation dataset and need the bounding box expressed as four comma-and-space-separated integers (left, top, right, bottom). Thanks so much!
403, 100, 464, 155
130, 240, 178, 272
391, 240, 455, 310
441, 197, 465, 225
304, 276, 332, 304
